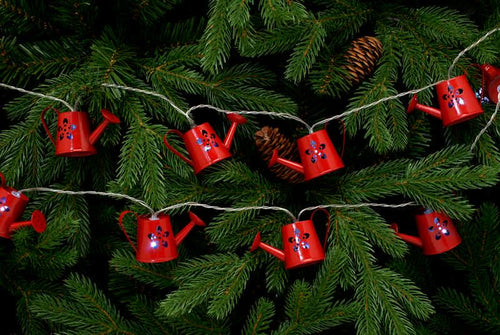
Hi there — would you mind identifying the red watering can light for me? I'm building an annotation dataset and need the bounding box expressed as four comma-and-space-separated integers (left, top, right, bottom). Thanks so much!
407, 74, 483, 126
479, 64, 500, 103
391, 208, 461, 255
268, 129, 344, 181
163, 113, 247, 174
41, 107, 121, 157
0, 172, 46, 239
250, 210, 330, 269
119, 211, 206, 263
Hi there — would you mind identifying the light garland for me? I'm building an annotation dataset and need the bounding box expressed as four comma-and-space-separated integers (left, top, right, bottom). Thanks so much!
0, 83, 74, 111
17, 187, 416, 222
0, 27, 497, 233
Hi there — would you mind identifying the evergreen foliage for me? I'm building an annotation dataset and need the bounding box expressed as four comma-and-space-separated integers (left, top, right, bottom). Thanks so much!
0, 0, 499, 334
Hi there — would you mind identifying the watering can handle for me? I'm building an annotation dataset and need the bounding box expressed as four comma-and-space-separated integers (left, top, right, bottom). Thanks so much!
40, 106, 60, 146
310, 208, 330, 251
163, 130, 193, 167
0, 172, 4, 187
118, 210, 138, 253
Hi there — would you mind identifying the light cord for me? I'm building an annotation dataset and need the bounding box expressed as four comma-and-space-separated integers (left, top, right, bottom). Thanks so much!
101, 83, 195, 126
297, 202, 416, 220
185, 104, 314, 133
470, 92, 500, 151
309, 82, 440, 131
448, 27, 500, 79
17, 187, 420, 223
153, 202, 297, 222
18, 187, 155, 215
0, 83, 74, 111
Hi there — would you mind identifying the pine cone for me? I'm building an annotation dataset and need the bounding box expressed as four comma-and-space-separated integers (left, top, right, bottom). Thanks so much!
342, 36, 383, 85
255, 126, 304, 183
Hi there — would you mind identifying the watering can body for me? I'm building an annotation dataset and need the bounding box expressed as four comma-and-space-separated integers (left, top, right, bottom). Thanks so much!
119, 211, 206, 263
407, 75, 483, 126
391, 209, 461, 255
268, 129, 344, 181
41, 108, 120, 157
250, 219, 326, 269
480, 64, 500, 103
0, 173, 46, 239
164, 113, 247, 174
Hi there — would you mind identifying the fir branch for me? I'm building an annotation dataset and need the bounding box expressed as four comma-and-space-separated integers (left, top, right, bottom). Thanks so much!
157, 253, 256, 319
240, 25, 304, 57
264, 256, 289, 294
110, 249, 177, 289
127, 295, 177, 335
227, 0, 256, 51
30, 273, 137, 334
333, 208, 408, 258
436, 288, 500, 331
259, 0, 309, 29
201, 0, 232, 74
171, 308, 231, 334
284, 17, 326, 83
242, 298, 275, 335
275, 276, 357, 334
0, 0, 56, 34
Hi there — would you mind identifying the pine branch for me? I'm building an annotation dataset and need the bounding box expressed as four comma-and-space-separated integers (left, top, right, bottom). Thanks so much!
127, 295, 177, 335
110, 249, 177, 289
157, 253, 256, 319
436, 288, 500, 331
284, 16, 326, 83
242, 298, 275, 335
259, 0, 309, 29
30, 273, 138, 334
201, 0, 232, 74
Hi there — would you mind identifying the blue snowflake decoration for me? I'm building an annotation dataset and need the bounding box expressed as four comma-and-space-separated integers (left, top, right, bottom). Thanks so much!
148, 225, 170, 249
442, 85, 465, 108
288, 228, 311, 252
197, 130, 219, 152
428, 217, 450, 240
57, 118, 77, 141
305, 140, 327, 164
0, 196, 9, 217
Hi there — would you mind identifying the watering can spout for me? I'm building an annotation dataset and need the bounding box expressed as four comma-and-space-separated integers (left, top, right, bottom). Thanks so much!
8, 210, 47, 236
174, 212, 206, 245
407, 94, 442, 120
250, 232, 286, 262
223, 113, 247, 150
390, 223, 423, 248
268, 149, 305, 174
89, 110, 121, 145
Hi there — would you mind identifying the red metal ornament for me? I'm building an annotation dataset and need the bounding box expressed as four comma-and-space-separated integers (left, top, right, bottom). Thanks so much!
250, 210, 329, 270
407, 75, 483, 126
0, 172, 46, 239
391, 209, 461, 255
268, 129, 344, 181
41, 107, 120, 157
479, 64, 500, 103
163, 113, 247, 174
118, 211, 206, 263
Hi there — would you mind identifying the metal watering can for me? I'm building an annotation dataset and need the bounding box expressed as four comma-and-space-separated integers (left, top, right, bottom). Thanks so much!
250, 209, 330, 269
41, 107, 121, 157
0, 172, 46, 239
407, 74, 483, 126
391, 208, 461, 255
163, 113, 247, 174
119, 211, 206, 263
268, 129, 344, 181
